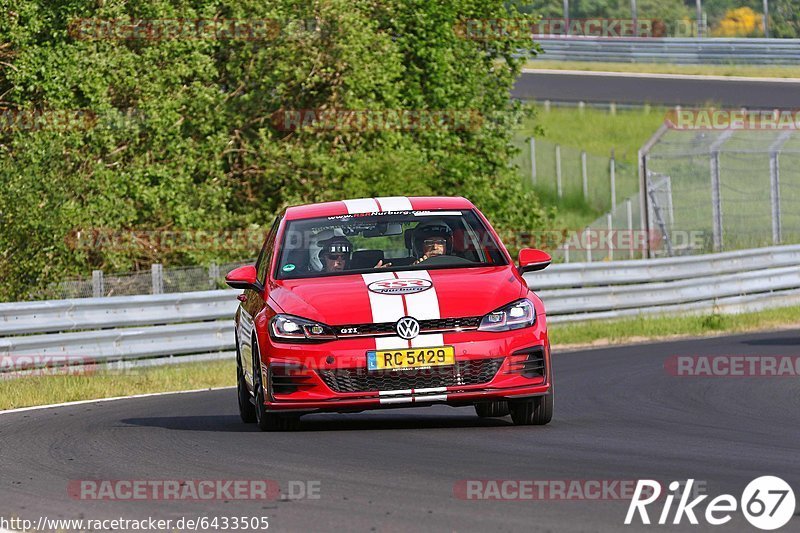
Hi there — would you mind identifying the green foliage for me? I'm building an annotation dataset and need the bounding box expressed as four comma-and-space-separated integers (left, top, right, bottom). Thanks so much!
770, 0, 800, 38
0, 0, 549, 301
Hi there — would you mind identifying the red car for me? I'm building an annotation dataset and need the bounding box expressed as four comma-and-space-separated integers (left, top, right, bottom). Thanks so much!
226, 196, 553, 431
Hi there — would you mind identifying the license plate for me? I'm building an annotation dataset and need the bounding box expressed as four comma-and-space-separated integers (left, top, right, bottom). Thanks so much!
367, 346, 455, 371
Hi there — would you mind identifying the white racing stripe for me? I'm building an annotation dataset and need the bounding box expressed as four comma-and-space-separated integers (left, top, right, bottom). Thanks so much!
362, 271, 445, 349
343, 198, 380, 214
379, 389, 413, 396
395, 271, 444, 348
414, 387, 447, 394
378, 387, 449, 404
414, 394, 447, 402
375, 196, 413, 211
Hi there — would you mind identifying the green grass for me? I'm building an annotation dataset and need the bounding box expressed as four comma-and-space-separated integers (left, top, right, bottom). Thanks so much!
3, 305, 800, 410
550, 305, 800, 347
518, 104, 667, 163
0, 359, 236, 411
513, 104, 665, 231
525, 60, 800, 79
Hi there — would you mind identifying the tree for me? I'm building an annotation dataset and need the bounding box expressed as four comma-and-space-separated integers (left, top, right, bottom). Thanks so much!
0, 0, 549, 300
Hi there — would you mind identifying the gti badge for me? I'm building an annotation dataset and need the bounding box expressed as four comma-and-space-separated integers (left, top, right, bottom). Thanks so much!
396, 317, 420, 340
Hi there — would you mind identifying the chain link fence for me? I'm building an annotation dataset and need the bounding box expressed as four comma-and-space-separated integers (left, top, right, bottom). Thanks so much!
513, 135, 638, 213
47, 260, 254, 299
643, 128, 800, 257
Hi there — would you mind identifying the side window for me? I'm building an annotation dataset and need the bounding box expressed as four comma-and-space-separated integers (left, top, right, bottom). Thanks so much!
255, 216, 281, 284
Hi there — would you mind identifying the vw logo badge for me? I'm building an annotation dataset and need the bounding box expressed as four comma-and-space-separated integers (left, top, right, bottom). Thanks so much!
396, 317, 420, 340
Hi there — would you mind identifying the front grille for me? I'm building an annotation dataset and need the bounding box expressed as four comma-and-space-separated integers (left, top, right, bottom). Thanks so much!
318, 358, 504, 393
335, 316, 481, 337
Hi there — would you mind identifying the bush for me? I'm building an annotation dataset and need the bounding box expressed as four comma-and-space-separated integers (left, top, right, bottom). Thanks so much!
0, 0, 549, 301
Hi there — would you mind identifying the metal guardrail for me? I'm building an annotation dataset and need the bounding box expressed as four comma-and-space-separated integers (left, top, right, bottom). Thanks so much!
2, 245, 799, 373
526, 244, 800, 289
0, 290, 237, 336
535, 37, 800, 65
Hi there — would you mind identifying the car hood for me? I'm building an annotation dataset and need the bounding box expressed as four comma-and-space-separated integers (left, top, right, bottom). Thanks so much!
269, 266, 527, 326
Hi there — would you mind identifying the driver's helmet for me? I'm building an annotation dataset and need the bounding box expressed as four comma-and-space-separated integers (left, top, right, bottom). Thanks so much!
311, 234, 352, 271
412, 220, 453, 257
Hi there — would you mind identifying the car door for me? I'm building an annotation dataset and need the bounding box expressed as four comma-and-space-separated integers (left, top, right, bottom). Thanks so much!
239, 216, 280, 387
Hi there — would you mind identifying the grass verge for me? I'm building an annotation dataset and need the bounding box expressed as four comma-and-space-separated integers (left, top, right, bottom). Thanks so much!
550, 305, 800, 348
517, 103, 667, 163
3, 306, 798, 410
525, 60, 800, 79
0, 359, 236, 411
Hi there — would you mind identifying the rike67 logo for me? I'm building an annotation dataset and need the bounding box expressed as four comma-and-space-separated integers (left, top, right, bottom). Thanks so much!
625, 477, 796, 530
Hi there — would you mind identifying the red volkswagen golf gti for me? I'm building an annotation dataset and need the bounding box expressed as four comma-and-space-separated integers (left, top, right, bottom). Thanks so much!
226, 196, 553, 430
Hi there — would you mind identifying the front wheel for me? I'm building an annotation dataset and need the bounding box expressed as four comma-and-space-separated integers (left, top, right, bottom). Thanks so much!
237, 359, 256, 423
509, 392, 553, 426
474, 401, 510, 418
252, 350, 300, 432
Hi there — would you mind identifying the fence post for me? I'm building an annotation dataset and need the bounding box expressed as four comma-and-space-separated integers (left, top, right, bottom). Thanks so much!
610, 149, 617, 211
529, 138, 537, 185
626, 199, 634, 259
709, 152, 723, 252
584, 228, 592, 263
581, 150, 588, 200
208, 263, 220, 289
151, 263, 164, 295
709, 130, 732, 253
555, 144, 563, 198
607, 214, 614, 261
768, 130, 792, 245
563, 243, 570, 263
92, 270, 104, 298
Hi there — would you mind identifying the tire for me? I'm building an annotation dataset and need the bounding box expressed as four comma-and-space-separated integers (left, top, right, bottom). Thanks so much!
237, 359, 256, 424
509, 392, 553, 426
252, 343, 301, 432
474, 401, 510, 418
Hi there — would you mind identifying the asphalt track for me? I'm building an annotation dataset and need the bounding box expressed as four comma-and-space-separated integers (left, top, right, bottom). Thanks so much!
2, 329, 799, 532
513, 70, 800, 108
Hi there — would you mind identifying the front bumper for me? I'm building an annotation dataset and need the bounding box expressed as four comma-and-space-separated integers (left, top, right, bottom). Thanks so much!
256, 316, 551, 413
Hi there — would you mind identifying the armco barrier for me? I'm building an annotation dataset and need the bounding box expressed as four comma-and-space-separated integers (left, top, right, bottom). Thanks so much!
535, 37, 800, 65
2, 245, 800, 372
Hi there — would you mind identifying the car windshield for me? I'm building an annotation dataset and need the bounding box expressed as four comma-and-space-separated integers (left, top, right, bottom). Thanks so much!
275, 209, 507, 279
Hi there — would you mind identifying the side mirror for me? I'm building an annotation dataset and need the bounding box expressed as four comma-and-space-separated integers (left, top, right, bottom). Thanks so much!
518, 248, 552, 274
225, 265, 263, 292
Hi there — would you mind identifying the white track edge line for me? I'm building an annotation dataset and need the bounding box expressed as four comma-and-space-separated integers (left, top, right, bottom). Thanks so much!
0, 386, 235, 416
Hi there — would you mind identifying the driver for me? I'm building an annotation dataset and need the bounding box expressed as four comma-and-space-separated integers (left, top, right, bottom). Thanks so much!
317, 235, 352, 272
412, 221, 453, 265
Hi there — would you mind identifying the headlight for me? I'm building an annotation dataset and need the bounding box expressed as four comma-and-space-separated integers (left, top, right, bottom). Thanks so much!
478, 299, 536, 332
270, 315, 337, 342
